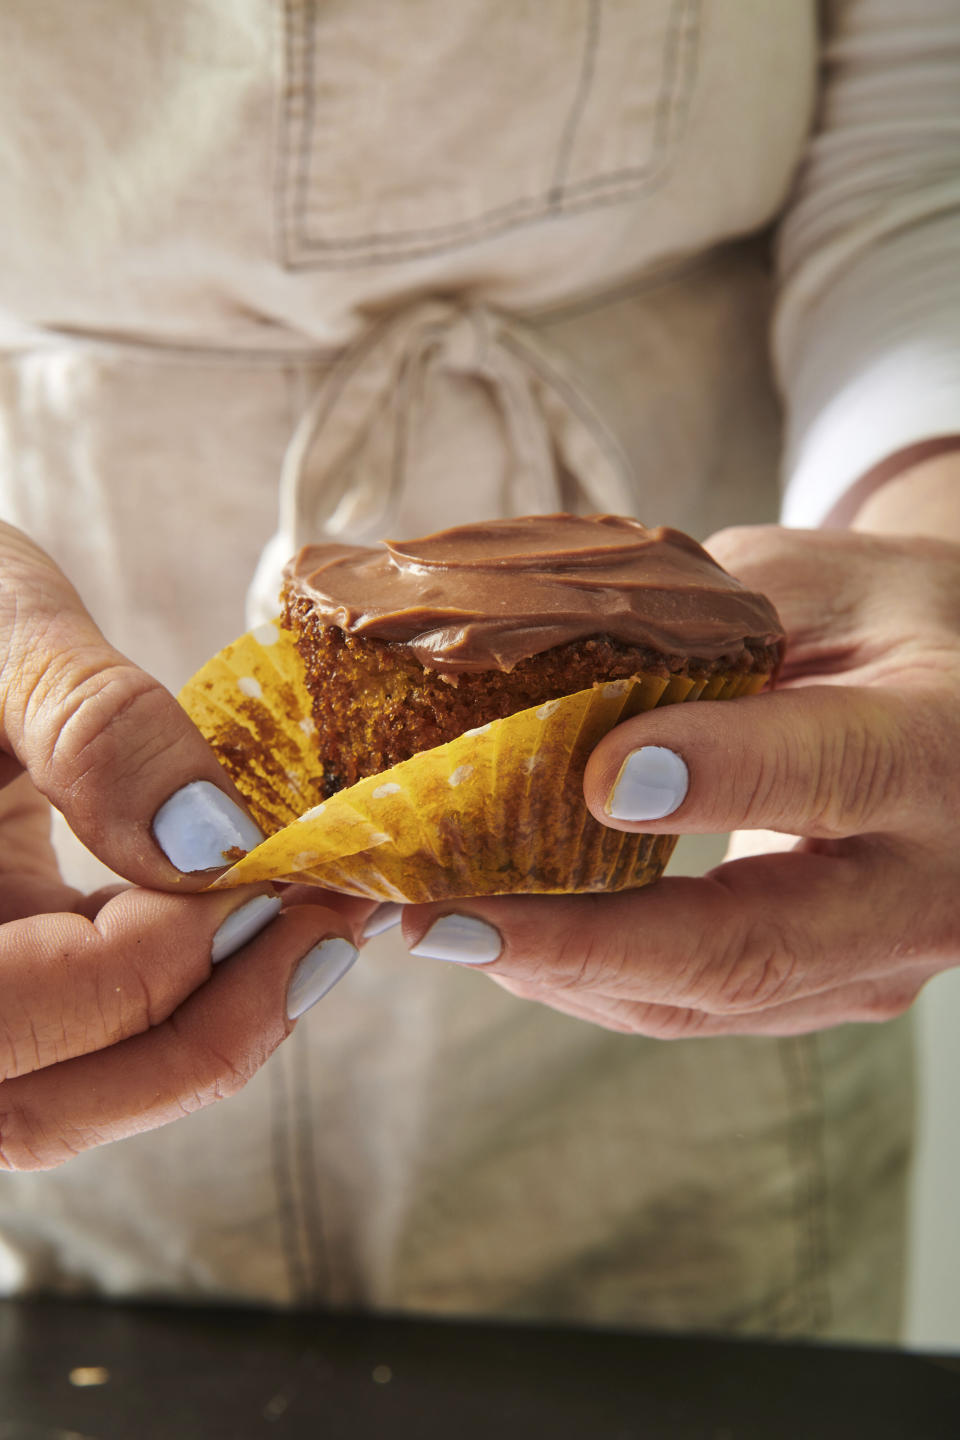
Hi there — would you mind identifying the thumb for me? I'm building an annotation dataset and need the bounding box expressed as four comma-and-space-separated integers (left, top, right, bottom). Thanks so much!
583, 684, 937, 842
0, 523, 261, 887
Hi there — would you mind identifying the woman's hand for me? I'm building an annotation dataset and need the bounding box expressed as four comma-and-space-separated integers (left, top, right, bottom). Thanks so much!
401, 522, 960, 1038
0, 522, 364, 1170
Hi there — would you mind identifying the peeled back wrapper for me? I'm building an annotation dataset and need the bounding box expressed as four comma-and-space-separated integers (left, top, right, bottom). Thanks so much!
178, 619, 767, 903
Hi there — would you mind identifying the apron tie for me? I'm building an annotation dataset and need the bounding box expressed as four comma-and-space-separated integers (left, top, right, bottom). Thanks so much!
248, 300, 636, 624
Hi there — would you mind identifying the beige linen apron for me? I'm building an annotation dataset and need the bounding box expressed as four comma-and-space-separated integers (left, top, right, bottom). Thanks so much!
0, 1, 912, 1340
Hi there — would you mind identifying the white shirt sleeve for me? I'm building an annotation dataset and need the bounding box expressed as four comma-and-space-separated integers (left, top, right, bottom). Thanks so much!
774, 0, 960, 528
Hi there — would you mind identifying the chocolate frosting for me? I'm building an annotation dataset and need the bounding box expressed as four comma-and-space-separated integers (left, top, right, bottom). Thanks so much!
283, 514, 784, 673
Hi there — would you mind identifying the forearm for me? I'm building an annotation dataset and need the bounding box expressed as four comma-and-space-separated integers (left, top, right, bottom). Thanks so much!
847, 441, 960, 543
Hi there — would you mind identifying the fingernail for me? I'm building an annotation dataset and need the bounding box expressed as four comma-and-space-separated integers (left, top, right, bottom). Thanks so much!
606, 745, 689, 821
211, 894, 282, 965
153, 780, 263, 872
409, 914, 502, 966
362, 902, 404, 941
287, 937, 359, 1019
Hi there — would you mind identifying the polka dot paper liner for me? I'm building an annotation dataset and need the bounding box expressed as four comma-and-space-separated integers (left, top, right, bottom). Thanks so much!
178, 619, 767, 903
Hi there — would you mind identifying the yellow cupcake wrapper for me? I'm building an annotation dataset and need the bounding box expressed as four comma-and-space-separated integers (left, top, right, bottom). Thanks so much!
178, 620, 768, 902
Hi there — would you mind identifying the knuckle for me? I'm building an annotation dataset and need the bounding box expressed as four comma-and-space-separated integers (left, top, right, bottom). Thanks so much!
627, 1004, 710, 1040
210, 1048, 257, 1099
96, 894, 212, 1029
193, 1048, 257, 1103
99, 958, 182, 1039
806, 715, 903, 838
96, 974, 149, 1047
536, 925, 619, 994
168, 1014, 263, 1105
37, 664, 169, 803
903, 699, 960, 824
0, 1015, 45, 1081
0, 1020, 30, 1083
736, 738, 787, 829
702, 913, 803, 1014
508, 897, 627, 995
0, 1100, 80, 1172
738, 696, 911, 842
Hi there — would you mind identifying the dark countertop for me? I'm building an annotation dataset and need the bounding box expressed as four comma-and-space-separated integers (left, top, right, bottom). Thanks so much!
1, 1298, 958, 1439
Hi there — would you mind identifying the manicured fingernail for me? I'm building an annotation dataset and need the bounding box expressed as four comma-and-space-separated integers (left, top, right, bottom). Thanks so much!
211, 894, 282, 964
287, 937, 359, 1019
153, 780, 263, 872
606, 745, 689, 821
409, 914, 502, 966
362, 902, 404, 940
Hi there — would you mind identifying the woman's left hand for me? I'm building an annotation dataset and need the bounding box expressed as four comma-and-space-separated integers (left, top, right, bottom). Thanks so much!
401, 524, 960, 1037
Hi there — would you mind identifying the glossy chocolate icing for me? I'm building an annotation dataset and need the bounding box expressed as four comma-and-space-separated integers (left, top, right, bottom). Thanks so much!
282, 514, 784, 673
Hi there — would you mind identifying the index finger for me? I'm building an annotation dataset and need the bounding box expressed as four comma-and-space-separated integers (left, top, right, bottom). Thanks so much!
403, 838, 930, 1018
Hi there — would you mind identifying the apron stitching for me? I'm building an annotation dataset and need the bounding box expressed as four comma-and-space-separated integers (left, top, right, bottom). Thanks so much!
268, 1045, 311, 1305
278, 174, 688, 271
779, 1034, 833, 1334
291, 1024, 331, 1303
650, 0, 702, 177
293, 0, 320, 266
550, 0, 702, 205
273, 0, 298, 269
549, 0, 603, 203
281, 0, 702, 266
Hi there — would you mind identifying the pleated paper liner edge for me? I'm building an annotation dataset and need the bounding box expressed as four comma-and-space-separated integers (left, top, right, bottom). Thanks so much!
178, 619, 768, 902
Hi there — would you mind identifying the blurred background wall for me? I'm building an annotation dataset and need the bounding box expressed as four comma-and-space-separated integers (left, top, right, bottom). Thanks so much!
905, 970, 960, 1349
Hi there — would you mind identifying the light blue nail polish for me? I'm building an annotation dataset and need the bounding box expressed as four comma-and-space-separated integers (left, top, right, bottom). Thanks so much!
362, 902, 404, 941
606, 745, 689, 821
409, 914, 502, 966
153, 780, 263, 872
211, 895, 282, 965
287, 937, 359, 1020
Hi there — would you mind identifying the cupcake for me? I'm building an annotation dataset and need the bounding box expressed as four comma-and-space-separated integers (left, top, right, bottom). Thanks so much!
180, 514, 782, 901
280, 513, 782, 793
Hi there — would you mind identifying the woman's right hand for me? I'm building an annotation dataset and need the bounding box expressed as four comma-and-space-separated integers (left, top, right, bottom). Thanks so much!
0, 521, 363, 1171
